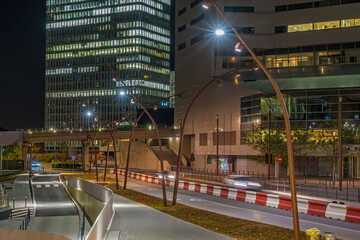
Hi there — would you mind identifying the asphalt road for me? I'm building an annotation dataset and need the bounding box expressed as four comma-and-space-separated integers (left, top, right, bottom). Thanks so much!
31, 175, 78, 217
122, 176, 360, 240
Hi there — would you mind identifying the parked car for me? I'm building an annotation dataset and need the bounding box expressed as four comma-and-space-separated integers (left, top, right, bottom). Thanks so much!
156, 171, 175, 179
224, 175, 262, 189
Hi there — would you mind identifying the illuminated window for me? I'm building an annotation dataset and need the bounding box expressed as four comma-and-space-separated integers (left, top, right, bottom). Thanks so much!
314, 20, 340, 30
341, 19, 355, 27
288, 23, 313, 32
355, 18, 360, 26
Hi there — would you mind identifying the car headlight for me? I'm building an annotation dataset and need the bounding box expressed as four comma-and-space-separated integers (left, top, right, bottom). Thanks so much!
168, 175, 175, 179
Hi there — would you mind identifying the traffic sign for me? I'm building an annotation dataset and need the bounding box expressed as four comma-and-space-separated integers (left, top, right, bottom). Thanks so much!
71, 156, 76, 161
277, 156, 283, 163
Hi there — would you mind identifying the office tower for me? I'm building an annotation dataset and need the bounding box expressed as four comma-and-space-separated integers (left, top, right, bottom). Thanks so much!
45, 0, 171, 147
175, 0, 360, 176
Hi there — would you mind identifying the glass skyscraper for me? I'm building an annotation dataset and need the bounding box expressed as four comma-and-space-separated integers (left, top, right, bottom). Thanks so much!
45, 0, 171, 141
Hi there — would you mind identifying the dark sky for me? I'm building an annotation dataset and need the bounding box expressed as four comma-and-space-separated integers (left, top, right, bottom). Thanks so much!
0, 1, 175, 131
0, 1, 46, 131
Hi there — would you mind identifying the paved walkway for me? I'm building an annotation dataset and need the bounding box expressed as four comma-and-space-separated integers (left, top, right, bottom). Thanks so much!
107, 194, 234, 240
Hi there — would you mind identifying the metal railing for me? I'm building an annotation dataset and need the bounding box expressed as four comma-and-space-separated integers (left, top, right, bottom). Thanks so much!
66, 177, 114, 240
181, 168, 360, 202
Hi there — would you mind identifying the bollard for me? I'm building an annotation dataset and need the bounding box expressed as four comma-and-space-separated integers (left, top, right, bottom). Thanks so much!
13, 197, 15, 208
25, 197, 27, 208
358, 189, 360, 203
277, 181, 279, 191
346, 182, 349, 201
27, 208, 31, 221
22, 221, 25, 230
299, 184, 301, 195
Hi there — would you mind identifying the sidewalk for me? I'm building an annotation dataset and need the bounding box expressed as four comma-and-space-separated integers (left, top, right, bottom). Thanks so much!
107, 194, 234, 240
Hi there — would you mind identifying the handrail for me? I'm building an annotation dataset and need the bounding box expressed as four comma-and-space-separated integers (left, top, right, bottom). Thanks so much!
66, 177, 114, 240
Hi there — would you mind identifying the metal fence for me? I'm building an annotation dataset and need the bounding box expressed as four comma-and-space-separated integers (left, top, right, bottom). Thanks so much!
180, 168, 360, 202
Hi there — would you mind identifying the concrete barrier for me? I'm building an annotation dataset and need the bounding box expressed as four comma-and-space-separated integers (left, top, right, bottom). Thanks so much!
308, 200, 327, 217
325, 203, 347, 221
245, 191, 256, 204
266, 194, 279, 208
345, 206, 360, 223
278, 196, 292, 211
297, 199, 309, 214
255, 192, 267, 206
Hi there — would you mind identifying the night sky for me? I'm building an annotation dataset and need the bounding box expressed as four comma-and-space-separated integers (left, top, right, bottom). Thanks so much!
0, 1, 175, 131
0, 1, 46, 131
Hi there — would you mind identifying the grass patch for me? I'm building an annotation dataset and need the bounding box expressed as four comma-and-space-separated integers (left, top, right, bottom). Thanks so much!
65, 173, 307, 240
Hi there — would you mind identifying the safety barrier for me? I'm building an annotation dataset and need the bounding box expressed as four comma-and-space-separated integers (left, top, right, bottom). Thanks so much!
110, 168, 360, 224
67, 177, 114, 240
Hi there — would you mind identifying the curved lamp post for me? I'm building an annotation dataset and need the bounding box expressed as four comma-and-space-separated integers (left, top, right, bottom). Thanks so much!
203, 1, 300, 239
123, 92, 184, 190
109, 66, 168, 207
172, 67, 246, 205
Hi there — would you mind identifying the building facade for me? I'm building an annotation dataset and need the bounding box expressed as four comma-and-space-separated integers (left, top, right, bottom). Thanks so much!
175, 0, 360, 177
45, 0, 171, 151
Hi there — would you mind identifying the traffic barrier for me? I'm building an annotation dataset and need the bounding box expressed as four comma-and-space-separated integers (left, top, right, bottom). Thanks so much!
220, 187, 229, 198
308, 200, 327, 217
255, 192, 267, 206
188, 182, 196, 191
278, 196, 292, 211
345, 206, 360, 223
213, 186, 221, 197
325, 203, 347, 221
245, 191, 256, 204
228, 188, 238, 200
199, 184, 207, 194
206, 185, 214, 195
236, 189, 247, 202
108, 168, 360, 224
297, 199, 309, 214
266, 194, 279, 208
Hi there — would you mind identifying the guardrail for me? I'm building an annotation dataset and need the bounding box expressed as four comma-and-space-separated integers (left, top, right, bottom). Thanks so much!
66, 177, 114, 240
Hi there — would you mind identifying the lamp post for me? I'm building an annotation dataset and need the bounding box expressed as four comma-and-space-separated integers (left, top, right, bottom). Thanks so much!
216, 114, 219, 175
332, 131, 336, 187
202, 1, 299, 239
110, 66, 168, 207
172, 67, 247, 205
339, 96, 343, 191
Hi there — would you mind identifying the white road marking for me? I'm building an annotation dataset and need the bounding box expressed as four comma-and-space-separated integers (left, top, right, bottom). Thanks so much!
45, 184, 51, 188
36, 185, 41, 188
53, 184, 59, 187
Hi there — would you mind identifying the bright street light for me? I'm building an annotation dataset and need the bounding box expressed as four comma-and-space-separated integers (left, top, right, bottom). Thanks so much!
215, 29, 225, 36
120, 90, 125, 96
86, 111, 92, 116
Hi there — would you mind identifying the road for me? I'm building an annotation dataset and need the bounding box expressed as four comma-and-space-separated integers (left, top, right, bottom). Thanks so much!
29, 174, 85, 240
121, 176, 360, 240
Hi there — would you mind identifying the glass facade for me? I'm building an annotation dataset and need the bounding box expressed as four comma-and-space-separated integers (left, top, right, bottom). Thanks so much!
45, 0, 171, 139
216, 42, 360, 70
240, 89, 360, 142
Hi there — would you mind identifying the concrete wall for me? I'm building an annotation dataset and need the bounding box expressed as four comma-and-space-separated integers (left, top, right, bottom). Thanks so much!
99, 141, 170, 171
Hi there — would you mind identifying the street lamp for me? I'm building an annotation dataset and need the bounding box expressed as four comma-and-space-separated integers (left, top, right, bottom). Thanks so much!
215, 29, 225, 36
203, 1, 300, 239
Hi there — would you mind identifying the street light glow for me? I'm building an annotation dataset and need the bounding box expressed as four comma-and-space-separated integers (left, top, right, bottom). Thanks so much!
87, 111, 92, 116
215, 29, 225, 36
202, 0, 211, 9
120, 90, 125, 96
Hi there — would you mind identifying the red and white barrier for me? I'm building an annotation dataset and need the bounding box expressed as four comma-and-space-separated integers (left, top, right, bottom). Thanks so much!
109, 168, 360, 224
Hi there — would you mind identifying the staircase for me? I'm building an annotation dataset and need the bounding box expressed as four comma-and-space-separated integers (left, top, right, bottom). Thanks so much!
150, 146, 180, 170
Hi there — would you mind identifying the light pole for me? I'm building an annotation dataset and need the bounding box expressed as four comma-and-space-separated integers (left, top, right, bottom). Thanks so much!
172, 67, 247, 205
202, 1, 300, 239
216, 114, 219, 175
339, 96, 343, 191
110, 66, 168, 207
332, 131, 336, 187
